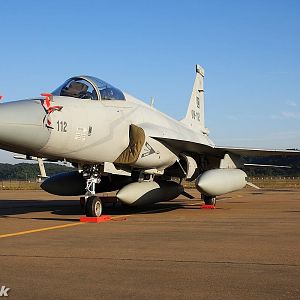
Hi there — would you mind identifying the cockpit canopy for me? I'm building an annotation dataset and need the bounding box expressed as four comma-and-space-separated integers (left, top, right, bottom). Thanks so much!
52, 76, 125, 101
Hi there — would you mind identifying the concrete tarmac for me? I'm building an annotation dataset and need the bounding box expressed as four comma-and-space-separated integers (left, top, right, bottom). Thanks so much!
0, 188, 299, 299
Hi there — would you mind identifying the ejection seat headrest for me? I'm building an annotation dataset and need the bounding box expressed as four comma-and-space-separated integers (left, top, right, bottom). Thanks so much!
68, 81, 88, 94
61, 81, 89, 97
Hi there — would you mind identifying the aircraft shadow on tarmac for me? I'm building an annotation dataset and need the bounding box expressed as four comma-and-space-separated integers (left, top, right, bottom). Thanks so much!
0, 199, 187, 222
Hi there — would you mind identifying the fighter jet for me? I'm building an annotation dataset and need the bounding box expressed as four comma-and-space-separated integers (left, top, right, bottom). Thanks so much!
0, 65, 299, 217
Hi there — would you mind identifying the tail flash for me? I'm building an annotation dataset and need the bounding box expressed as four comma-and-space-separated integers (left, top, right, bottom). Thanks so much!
181, 64, 209, 135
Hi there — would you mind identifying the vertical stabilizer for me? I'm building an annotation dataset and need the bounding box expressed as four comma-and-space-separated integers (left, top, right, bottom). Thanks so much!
181, 64, 209, 134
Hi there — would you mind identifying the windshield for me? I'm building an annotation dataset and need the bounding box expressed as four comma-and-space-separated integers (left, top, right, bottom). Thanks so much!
52, 78, 98, 100
52, 76, 125, 101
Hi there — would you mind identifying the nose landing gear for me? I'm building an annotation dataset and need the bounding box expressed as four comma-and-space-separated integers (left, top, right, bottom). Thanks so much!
82, 165, 102, 217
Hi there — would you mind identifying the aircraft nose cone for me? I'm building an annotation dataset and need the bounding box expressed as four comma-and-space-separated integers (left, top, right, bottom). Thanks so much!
0, 100, 50, 153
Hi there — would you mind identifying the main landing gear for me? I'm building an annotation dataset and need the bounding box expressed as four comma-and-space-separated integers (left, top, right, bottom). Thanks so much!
82, 165, 103, 217
202, 194, 216, 206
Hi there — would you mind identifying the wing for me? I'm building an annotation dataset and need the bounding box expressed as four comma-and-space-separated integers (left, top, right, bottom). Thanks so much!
154, 137, 300, 158
138, 123, 300, 158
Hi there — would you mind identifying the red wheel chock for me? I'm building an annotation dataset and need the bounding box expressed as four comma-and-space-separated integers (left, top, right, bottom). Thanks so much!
200, 204, 215, 209
80, 215, 112, 223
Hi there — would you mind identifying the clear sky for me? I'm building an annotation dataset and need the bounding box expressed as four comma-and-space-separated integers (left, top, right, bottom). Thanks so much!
0, 0, 299, 163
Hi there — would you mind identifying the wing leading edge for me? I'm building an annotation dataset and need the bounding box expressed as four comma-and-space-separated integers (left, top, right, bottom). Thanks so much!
213, 146, 300, 157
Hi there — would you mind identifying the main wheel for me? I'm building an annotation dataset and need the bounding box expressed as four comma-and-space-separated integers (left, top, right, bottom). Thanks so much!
85, 196, 102, 217
203, 195, 216, 206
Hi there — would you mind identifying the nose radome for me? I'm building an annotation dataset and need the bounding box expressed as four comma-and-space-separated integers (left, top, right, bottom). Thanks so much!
0, 100, 50, 153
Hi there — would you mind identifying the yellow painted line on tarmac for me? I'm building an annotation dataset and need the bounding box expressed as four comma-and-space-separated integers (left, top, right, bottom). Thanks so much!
0, 205, 193, 239
0, 212, 134, 239
0, 222, 85, 239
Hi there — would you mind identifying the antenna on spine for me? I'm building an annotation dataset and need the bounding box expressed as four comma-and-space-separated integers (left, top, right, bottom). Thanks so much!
150, 97, 155, 108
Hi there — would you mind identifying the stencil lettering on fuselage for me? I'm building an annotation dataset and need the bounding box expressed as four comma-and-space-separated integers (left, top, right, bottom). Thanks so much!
75, 127, 87, 141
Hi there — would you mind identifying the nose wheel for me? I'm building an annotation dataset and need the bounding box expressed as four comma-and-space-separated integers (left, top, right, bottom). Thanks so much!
85, 196, 103, 217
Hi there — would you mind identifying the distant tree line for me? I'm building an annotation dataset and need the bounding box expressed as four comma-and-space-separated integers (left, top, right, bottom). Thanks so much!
243, 156, 300, 177
0, 163, 73, 180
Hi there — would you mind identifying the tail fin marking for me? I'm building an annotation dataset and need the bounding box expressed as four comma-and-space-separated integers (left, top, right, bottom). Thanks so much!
181, 64, 209, 135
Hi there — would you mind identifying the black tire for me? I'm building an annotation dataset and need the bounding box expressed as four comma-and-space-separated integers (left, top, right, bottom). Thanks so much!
85, 196, 102, 217
203, 195, 216, 206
